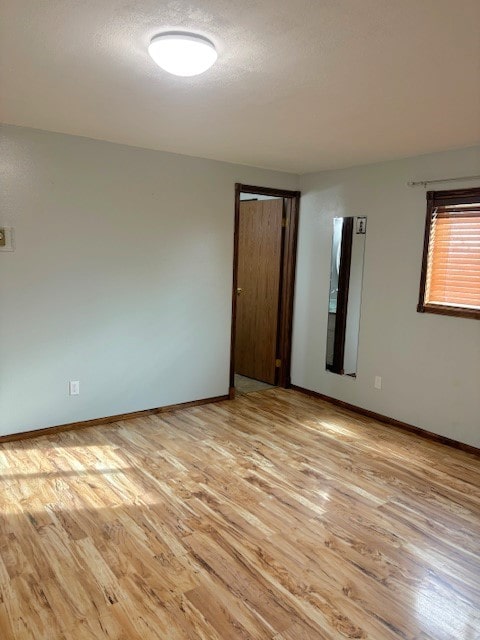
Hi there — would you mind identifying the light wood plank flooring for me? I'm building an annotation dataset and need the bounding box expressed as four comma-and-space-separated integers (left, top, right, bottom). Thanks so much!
234, 374, 276, 395
0, 389, 479, 639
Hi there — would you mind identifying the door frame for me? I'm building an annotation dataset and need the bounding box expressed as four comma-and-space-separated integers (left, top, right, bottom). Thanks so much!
229, 183, 301, 398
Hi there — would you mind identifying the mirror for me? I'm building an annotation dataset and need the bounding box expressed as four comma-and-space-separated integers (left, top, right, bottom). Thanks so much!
326, 216, 366, 376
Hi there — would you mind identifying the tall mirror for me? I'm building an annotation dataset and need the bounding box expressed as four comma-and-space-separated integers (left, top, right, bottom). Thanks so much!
326, 216, 366, 376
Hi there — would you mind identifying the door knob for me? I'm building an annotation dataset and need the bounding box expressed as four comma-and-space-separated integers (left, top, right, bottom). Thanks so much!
236, 287, 243, 295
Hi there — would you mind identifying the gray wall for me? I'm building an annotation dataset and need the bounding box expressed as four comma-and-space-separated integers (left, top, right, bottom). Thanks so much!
0, 125, 298, 436
292, 146, 480, 448
2, 125, 479, 448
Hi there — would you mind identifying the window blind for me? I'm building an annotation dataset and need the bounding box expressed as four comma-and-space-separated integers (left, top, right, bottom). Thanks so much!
425, 205, 480, 309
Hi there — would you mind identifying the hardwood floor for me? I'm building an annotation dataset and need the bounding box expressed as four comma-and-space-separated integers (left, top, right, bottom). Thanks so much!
234, 374, 275, 395
0, 389, 479, 639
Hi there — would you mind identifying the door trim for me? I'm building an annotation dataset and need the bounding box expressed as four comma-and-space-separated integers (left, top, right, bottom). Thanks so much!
229, 183, 301, 397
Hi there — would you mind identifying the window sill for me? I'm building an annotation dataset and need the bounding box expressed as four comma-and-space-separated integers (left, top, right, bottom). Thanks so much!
417, 303, 480, 320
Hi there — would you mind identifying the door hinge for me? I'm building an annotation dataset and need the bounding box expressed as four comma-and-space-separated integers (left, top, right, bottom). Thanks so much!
282, 218, 287, 228
275, 359, 281, 368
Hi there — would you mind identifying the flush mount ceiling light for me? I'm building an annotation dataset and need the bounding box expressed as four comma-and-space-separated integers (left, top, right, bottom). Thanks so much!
148, 33, 217, 77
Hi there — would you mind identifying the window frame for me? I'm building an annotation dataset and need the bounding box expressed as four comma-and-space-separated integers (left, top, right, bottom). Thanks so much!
417, 186, 480, 320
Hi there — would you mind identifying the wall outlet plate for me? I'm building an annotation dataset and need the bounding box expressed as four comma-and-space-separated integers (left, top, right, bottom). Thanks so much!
69, 381, 80, 396
0, 227, 14, 251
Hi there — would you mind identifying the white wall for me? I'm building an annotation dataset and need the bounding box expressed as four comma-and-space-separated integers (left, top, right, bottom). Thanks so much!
292, 146, 480, 448
0, 125, 298, 436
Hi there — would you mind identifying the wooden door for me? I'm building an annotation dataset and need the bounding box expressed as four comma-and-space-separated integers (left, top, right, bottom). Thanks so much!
235, 199, 283, 384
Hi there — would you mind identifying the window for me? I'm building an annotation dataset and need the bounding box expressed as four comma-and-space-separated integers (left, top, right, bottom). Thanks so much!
418, 187, 480, 320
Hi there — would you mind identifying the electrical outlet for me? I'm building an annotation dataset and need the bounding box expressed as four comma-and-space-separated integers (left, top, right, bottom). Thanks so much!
69, 380, 80, 396
374, 376, 382, 390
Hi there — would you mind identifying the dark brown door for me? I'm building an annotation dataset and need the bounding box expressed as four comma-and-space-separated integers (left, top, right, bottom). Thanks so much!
235, 199, 283, 384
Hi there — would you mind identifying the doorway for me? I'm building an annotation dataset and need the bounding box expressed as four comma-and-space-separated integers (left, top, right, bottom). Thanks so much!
229, 184, 300, 398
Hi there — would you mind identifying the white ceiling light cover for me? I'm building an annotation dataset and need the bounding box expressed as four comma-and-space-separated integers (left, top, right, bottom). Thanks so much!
148, 33, 217, 77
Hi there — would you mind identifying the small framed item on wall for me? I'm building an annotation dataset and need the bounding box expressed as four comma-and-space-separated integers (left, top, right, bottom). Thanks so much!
356, 216, 367, 234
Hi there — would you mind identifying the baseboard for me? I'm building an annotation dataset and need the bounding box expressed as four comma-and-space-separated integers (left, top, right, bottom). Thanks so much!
0, 394, 230, 444
290, 384, 480, 457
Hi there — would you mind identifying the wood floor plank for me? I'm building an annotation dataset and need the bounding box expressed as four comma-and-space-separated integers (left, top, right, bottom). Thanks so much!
0, 388, 479, 639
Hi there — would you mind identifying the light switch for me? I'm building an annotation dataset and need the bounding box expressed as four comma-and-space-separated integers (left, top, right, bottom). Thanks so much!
0, 227, 14, 251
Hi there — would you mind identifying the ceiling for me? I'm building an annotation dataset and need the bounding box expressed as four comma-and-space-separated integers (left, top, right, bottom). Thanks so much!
1, 0, 479, 173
